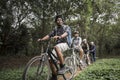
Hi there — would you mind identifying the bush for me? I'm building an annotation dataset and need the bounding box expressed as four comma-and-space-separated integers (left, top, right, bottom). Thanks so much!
75, 58, 120, 80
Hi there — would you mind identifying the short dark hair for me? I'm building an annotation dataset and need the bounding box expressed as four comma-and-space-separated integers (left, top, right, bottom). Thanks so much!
55, 15, 63, 22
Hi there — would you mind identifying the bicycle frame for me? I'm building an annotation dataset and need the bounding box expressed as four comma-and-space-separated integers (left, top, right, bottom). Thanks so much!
71, 48, 80, 60
72, 48, 78, 65
71, 48, 84, 70
22, 39, 74, 80
43, 40, 59, 71
44, 40, 74, 79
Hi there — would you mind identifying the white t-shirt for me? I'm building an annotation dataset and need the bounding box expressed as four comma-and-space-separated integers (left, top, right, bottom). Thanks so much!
72, 37, 82, 49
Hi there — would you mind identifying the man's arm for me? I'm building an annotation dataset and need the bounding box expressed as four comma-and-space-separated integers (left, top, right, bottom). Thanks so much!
38, 35, 50, 41
53, 32, 68, 40
91, 45, 96, 52
60, 32, 68, 38
60, 26, 70, 38
38, 27, 56, 41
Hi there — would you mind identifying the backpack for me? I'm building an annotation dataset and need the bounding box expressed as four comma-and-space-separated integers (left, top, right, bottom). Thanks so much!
55, 25, 72, 47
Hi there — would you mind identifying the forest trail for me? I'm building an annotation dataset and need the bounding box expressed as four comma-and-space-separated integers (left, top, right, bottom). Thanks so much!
0, 56, 85, 80
58, 67, 83, 80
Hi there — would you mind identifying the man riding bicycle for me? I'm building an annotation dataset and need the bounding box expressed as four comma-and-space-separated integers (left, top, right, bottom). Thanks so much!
37, 15, 71, 80
89, 41, 96, 62
82, 39, 91, 65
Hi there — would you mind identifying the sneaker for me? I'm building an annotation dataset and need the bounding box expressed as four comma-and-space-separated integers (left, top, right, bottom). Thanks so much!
80, 60, 84, 66
88, 62, 91, 65
80, 60, 83, 64
58, 66, 69, 74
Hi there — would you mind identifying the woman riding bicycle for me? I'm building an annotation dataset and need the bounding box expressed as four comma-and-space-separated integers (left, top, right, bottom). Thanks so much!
71, 31, 84, 64
37, 15, 71, 80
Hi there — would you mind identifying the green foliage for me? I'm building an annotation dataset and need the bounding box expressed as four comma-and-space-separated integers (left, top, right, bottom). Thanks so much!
75, 59, 120, 80
0, 58, 119, 80
0, 68, 23, 80
0, 0, 120, 56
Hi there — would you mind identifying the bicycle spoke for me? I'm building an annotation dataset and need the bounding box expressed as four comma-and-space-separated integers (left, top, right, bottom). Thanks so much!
64, 57, 74, 80
22, 55, 51, 80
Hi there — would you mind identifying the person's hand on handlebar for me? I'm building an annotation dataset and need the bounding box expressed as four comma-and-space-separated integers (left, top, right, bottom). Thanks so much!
37, 38, 43, 42
37, 35, 61, 42
53, 36, 61, 40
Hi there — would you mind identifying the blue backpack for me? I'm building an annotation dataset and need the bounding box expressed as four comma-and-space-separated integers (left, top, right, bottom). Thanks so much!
64, 25, 72, 47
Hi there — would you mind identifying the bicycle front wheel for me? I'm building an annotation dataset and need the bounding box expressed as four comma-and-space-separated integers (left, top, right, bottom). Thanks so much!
22, 54, 51, 80
64, 57, 74, 79
82, 54, 88, 67
75, 55, 83, 70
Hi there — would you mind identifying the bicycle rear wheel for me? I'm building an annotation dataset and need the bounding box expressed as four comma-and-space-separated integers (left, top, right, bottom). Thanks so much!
22, 54, 51, 80
64, 57, 74, 79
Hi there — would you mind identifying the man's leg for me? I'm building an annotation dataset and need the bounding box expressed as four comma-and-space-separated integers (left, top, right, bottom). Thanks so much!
54, 46, 64, 68
53, 43, 69, 72
79, 48, 84, 60
87, 53, 91, 65
93, 52, 96, 62
48, 49, 58, 80
90, 52, 93, 62
49, 60, 57, 75
48, 60, 57, 80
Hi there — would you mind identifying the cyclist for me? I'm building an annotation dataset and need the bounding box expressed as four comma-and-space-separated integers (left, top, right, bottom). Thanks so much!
89, 41, 96, 62
37, 15, 71, 80
71, 31, 84, 63
82, 39, 91, 65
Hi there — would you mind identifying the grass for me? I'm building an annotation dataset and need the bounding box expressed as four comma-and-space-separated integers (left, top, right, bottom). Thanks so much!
0, 58, 120, 80
0, 68, 23, 80
74, 58, 120, 80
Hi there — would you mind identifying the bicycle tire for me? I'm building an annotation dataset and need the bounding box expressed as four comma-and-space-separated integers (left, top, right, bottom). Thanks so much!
71, 55, 77, 73
64, 57, 74, 79
75, 55, 83, 70
89, 53, 93, 64
22, 54, 51, 80
82, 54, 88, 67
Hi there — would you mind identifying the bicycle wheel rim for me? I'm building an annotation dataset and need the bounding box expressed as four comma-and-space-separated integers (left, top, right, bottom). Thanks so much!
22, 55, 51, 80
76, 55, 83, 70
82, 55, 88, 67
64, 57, 74, 79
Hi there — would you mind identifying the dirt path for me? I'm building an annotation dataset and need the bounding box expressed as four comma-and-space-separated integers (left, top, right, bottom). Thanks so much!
58, 68, 83, 80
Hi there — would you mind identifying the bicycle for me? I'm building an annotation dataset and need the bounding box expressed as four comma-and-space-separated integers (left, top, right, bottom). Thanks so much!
82, 50, 92, 66
22, 39, 74, 80
88, 51, 94, 64
65, 48, 84, 75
